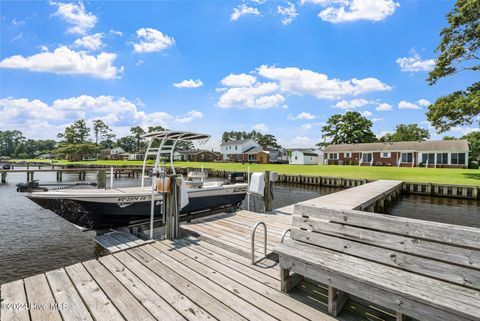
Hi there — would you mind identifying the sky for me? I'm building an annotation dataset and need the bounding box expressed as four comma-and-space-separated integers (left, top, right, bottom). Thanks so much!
1, 0, 478, 150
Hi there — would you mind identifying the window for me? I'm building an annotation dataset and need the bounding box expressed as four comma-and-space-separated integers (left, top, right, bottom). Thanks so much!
235, 146, 237, 150
381, 152, 391, 158
294, 156, 298, 160
451, 153, 466, 165
422, 153, 435, 164
362, 153, 372, 163
329, 153, 338, 160
401, 152, 413, 163
436, 153, 448, 164
344, 152, 351, 158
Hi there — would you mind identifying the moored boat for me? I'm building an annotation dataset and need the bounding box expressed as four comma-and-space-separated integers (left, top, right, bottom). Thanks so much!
25, 131, 248, 230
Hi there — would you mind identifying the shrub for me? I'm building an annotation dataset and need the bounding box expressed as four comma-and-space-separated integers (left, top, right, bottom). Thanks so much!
469, 161, 479, 169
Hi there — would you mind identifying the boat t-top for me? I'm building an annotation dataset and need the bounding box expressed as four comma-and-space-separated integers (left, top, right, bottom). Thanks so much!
25, 130, 248, 230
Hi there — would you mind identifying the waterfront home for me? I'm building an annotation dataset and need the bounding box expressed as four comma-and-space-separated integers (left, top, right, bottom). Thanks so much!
289, 149, 320, 165
220, 139, 287, 163
98, 147, 126, 160
173, 149, 222, 162
324, 140, 469, 168
220, 139, 260, 162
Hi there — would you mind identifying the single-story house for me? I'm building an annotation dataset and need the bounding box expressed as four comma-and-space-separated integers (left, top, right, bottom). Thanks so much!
98, 147, 126, 160
289, 150, 320, 165
324, 140, 469, 168
173, 150, 222, 162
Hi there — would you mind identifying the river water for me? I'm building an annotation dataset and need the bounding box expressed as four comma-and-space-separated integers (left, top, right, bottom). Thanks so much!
0, 170, 479, 284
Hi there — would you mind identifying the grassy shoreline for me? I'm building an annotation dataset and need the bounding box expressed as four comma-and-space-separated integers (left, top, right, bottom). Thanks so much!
5, 159, 480, 186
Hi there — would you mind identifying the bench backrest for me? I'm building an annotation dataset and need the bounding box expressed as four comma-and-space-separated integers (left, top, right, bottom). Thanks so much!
292, 203, 480, 291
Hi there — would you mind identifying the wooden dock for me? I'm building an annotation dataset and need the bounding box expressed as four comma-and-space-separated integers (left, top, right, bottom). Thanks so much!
94, 230, 155, 253
1, 210, 402, 321
297, 179, 403, 212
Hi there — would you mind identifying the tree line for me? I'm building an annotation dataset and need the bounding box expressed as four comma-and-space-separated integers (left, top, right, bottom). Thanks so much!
0, 120, 194, 161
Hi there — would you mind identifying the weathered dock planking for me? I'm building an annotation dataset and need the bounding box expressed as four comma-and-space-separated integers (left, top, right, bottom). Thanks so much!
296, 179, 403, 212
94, 230, 155, 253
0, 235, 338, 321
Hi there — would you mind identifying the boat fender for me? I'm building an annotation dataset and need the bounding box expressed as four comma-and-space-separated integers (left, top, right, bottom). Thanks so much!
156, 176, 171, 193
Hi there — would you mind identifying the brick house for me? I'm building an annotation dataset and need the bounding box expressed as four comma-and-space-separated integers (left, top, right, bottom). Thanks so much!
324, 140, 469, 168
173, 150, 222, 162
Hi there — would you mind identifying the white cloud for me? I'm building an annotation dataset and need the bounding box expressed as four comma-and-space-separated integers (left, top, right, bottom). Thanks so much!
50, 1, 97, 35
231, 4, 261, 21
0, 95, 207, 138
307, 0, 399, 23
11, 32, 23, 42
217, 65, 390, 109
133, 28, 175, 53
360, 110, 373, 117
372, 117, 383, 122
288, 112, 316, 120
278, 2, 298, 25
0, 46, 122, 79
334, 98, 369, 109
175, 110, 204, 123
73, 33, 104, 50
417, 99, 431, 107
218, 80, 285, 109
221, 73, 257, 87
376, 102, 392, 111
398, 100, 421, 110
257, 65, 391, 99
285, 136, 313, 148
110, 30, 123, 36
173, 79, 203, 88
396, 52, 435, 72
301, 124, 313, 130
253, 123, 269, 133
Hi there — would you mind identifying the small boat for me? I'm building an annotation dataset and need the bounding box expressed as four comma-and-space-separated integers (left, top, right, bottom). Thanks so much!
26, 131, 247, 230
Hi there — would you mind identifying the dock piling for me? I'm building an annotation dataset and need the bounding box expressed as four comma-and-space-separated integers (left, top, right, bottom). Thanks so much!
97, 170, 106, 189
264, 171, 273, 212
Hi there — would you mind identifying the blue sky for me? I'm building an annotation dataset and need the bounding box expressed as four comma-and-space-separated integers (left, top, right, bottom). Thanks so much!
1, 0, 477, 149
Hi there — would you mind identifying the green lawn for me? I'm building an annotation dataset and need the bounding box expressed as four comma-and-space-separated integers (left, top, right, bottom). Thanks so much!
8, 159, 480, 186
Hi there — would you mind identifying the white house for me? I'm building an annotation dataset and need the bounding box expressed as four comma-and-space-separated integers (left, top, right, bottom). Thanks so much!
289, 150, 319, 165
220, 139, 261, 162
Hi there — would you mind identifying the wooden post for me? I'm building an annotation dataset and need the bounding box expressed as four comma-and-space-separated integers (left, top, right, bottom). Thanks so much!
97, 170, 106, 189
264, 171, 272, 213
1, 172, 6, 183
164, 175, 180, 240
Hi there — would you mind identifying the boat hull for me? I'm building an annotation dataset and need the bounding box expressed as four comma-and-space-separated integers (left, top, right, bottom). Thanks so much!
27, 185, 247, 230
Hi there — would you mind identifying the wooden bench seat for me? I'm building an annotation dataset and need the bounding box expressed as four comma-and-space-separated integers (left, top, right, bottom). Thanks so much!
274, 204, 480, 321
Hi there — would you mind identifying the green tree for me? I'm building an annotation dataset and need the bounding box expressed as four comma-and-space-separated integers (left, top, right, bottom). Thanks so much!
130, 126, 146, 152
92, 119, 114, 145
381, 124, 430, 142
0, 130, 25, 157
442, 135, 457, 140
462, 131, 480, 161
58, 119, 90, 144
221, 130, 282, 148
427, 0, 480, 132
115, 136, 137, 153
55, 143, 100, 161
321, 111, 377, 145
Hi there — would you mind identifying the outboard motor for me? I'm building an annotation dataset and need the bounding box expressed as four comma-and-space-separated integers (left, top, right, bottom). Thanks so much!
16, 180, 48, 192
228, 172, 246, 184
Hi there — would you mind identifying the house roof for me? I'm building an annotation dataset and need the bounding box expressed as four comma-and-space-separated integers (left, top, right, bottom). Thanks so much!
176, 149, 221, 155
324, 140, 470, 152
220, 139, 256, 146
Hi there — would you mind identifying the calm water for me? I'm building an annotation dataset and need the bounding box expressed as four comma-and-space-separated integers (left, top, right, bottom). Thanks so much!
0, 170, 479, 284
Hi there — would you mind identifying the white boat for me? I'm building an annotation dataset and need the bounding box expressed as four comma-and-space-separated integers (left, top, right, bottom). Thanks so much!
26, 131, 247, 230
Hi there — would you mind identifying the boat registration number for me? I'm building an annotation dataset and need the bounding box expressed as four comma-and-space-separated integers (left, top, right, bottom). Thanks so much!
117, 196, 149, 202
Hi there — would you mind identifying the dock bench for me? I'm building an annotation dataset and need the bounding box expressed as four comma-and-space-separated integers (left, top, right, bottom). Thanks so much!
274, 203, 480, 321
